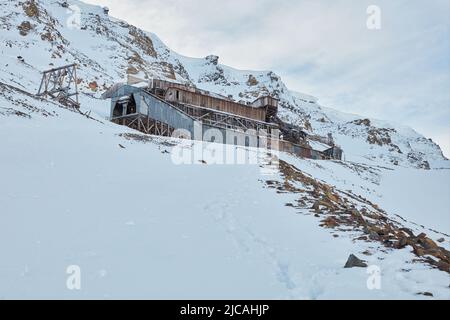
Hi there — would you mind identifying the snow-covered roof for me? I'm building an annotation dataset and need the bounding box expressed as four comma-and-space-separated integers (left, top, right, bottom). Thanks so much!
101, 83, 125, 99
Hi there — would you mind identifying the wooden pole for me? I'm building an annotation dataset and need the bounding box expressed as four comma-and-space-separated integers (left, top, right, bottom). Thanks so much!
73, 64, 79, 105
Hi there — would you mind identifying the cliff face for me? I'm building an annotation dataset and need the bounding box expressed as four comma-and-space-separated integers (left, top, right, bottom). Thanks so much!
0, 0, 448, 169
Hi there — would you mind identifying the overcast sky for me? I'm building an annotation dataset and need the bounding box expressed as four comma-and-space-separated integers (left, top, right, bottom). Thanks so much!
84, 0, 450, 157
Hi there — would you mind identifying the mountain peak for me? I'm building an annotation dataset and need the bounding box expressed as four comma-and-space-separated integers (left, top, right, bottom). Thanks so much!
205, 55, 219, 66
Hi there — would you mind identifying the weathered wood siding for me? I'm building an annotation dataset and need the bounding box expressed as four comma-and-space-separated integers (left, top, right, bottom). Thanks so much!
164, 87, 267, 122
251, 96, 278, 108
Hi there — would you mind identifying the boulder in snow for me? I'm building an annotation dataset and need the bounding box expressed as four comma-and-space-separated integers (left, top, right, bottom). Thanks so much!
344, 254, 368, 268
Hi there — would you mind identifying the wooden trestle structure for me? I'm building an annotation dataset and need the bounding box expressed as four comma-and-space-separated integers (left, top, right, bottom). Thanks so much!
37, 64, 80, 109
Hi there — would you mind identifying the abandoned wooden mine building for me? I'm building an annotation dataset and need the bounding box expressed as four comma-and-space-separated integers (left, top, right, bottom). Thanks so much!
103, 75, 343, 161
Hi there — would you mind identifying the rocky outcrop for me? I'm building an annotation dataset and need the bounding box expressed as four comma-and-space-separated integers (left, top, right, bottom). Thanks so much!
351, 119, 371, 127
205, 55, 219, 66
265, 160, 450, 275
22, 1, 39, 18
247, 74, 259, 86
198, 65, 230, 86
128, 26, 157, 58
17, 21, 33, 36
349, 119, 402, 153
367, 128, 395, 147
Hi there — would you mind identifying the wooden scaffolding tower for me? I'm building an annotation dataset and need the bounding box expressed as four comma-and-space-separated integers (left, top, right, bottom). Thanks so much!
37, 64, 80, 109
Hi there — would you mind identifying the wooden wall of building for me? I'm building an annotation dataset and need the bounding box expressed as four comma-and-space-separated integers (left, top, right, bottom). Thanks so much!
251, 96, 278, 109
164, 87, 267, 122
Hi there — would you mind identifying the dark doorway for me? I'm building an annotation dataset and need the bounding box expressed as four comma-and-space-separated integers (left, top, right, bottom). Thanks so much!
126, 95, 137, 115
113, 102, 124, 118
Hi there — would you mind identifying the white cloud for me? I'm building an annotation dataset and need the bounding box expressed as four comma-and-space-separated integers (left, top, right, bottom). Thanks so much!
84, 0, 450, 157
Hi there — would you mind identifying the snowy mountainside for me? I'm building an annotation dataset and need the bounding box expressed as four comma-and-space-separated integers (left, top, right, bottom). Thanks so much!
0, 0, 448, 169
0, 0, 449, 300
1, 81, 449, 299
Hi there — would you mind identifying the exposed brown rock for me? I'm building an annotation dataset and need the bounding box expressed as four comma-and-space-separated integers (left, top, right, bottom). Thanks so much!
23, 1, 39, 18
40, 31, 54, 42
159, 62, 176, 80
369, 232, 381, 241
312, 199, 337, 213
304, 120, 313, 132
367, 128, 394, 146
88, 81, 98, 91
247, 75, 259, 86
413, 245, 425, 257
436, 260, 450, 272
321, 217, 339, 228
325, 191, 340, 204
399, 228, 415, 237
352, 119, 371, 127
128, 26, 157, 58
419, 238, 438, 250
394, 237, 408, 249
17, 21, 33, 36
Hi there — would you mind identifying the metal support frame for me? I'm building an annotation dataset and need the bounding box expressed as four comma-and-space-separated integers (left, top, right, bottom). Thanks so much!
37, 64, 80, 109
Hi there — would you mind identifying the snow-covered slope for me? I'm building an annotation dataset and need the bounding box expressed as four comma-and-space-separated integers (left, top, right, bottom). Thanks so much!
0, 0, 448, 169
1, 0, 449, 300
1, 82, 449, 299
